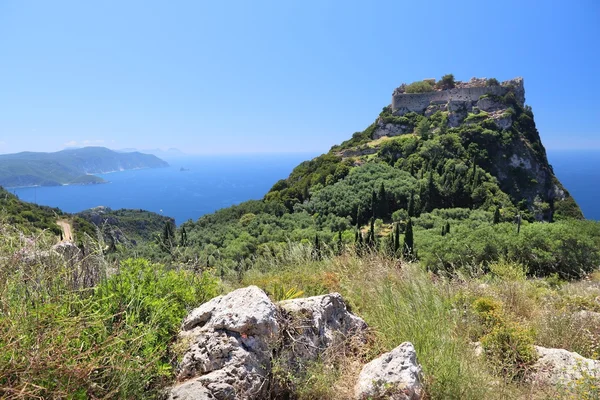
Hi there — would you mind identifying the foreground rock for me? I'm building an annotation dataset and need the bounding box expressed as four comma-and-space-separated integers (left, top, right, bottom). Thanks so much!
354, 342, 423, 400
168, 287, 367, 400
530, 345, 600, 387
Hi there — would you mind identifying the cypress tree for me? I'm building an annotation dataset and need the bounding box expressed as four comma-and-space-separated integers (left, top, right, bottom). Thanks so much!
378, 182, 388, 219
314, 234, 321, 260
394, 223, 400, 254
493, 206, 501, 224
407, 191, 415, 217
445, 221, 450, 235
180, 226, 188, 246
367, 217, 375, 248
337, 230, 343, 255
356, 206, 362, 228
441, 225, 446, 236
371, 190, 377, 219
162, 221, 176, 252
403, 218, 414, 259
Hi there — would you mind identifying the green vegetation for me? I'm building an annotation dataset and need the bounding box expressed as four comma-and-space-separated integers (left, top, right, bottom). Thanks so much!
0, 147, 168, 187
0, 186, 62, 233
404, 80, 435, 93
77, 207, 175, 248
437, 73, 455, 90
0, 225, 219, 398
1, 76, 597, 398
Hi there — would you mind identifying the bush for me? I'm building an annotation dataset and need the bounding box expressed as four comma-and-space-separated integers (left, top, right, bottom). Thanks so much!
480, 321, 536, 379
472, 296, 536, 380
437, 74, 455, 90
486, 78, 500, 86
0, 251, 220, 399
405, 80, 435, 94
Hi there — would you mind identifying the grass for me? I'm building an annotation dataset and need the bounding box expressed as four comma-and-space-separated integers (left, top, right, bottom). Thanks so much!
0, 224, 219, 399
239, 244, 600, 399
2, 228, 600, 399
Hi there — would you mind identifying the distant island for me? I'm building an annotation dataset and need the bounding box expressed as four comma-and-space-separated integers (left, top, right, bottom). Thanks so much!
0, 146, 169, 188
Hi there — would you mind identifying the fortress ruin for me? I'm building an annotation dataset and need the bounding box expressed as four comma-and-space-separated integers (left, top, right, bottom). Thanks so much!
391, 77, 525, 116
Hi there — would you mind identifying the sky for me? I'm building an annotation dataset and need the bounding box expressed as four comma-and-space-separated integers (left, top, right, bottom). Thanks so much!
0, 1, 599, 155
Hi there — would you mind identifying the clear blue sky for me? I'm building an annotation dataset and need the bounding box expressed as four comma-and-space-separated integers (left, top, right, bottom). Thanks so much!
1, 1, 598, 154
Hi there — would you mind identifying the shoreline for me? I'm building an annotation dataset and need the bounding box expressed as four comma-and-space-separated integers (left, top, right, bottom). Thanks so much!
5, 165, 169, 189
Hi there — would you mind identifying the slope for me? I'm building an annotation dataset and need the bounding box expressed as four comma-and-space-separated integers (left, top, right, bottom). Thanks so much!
176, 76, 585, 275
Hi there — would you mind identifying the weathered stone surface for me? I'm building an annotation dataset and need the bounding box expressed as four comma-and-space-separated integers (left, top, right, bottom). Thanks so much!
372, 117, 409, 139
171, 286, 279, 400
182, 286, 278, 337
355, 342, 423, 400
391, 77, 524, 116
169, 287, 367, 400
279, 293, 368, 362
531, 346, 600, 386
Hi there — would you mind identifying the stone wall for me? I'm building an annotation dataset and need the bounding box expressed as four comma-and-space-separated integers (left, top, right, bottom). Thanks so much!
391, 78, 524, 116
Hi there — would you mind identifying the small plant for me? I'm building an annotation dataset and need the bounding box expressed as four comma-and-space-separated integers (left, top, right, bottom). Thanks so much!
480, 320, 536, 379
473, 296, 504, 327
270, 283, 305, 301
486, 78, 500, 86
472, 297, 536, 379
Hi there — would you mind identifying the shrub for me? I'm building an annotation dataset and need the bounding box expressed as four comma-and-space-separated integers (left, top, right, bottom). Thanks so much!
0, 251, 220, 399
405, 80, 435, 94
481, 321, 536, 379
472, 297, 536, 380
437, 74, 455, 90
486, 78, 500, 86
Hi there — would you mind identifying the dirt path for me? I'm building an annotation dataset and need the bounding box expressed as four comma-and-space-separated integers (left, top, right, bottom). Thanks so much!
57, 220, 73, 242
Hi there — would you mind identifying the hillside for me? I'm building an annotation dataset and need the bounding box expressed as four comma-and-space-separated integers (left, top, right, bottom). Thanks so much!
0, 186, 63, 233
77, 206, 175, 247
175, 76, 585, 275
3, 76, 600, 400
0, 147, 169, 187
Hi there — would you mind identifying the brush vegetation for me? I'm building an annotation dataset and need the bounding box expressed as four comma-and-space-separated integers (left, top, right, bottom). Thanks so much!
1, 75, 598, 398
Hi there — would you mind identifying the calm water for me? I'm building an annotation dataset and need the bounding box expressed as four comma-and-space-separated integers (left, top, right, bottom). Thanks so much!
10, 151, 600, 223
11, 154, 315, 225
548, 150, 600, 220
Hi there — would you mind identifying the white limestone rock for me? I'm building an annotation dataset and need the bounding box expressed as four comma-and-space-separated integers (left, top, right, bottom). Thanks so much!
355, 342, 423, 400
279, 293, 368, 362
171, 286, 279, 400
531, 345, 600, 387
169, 287, 368, 400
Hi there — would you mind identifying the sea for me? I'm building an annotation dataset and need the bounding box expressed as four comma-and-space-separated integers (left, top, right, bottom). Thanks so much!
9, 151, 600, 224
10, 154, 317, 225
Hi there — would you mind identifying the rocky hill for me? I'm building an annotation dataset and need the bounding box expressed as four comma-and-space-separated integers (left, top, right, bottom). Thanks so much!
0, 147, 169, 187
269, 76, 580, 222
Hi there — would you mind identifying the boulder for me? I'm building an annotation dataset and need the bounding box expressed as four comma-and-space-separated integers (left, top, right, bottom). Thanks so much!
530, 345, 600, 387
170, 286, 279, 400
354, 342, 423, 400
168, 287, 367, 400
279, 293, 368, 364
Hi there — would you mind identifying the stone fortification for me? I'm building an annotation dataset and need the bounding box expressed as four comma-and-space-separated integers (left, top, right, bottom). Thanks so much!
391, 77, 524, 116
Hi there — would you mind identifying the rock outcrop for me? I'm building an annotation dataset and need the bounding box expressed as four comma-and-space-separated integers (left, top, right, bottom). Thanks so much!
168, 287, 367, 400
355, 342, 423, 400
473, 341, 600, 388
530, 345, 600, 387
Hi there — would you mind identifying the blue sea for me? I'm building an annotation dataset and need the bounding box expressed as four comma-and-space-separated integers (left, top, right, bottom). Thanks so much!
9, 151, 600, 223
547, 150, 600, 220
10, 154, 316, 225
